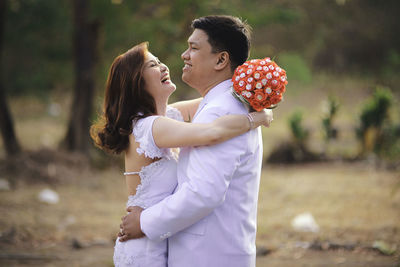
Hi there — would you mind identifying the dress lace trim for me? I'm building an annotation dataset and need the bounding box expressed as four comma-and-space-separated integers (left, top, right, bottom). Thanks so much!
132, 117, 165, 159
113, 241, 147, 267
126, 158, 168, 209
131, 106, 183, 160
166, 105, 184, 122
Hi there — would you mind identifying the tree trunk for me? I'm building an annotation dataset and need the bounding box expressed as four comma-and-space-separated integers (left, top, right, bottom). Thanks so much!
0, 0, 21, 156
62, 0, 99, 153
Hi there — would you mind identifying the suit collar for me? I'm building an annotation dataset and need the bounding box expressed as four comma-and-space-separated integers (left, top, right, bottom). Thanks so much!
193, 80, 233, 120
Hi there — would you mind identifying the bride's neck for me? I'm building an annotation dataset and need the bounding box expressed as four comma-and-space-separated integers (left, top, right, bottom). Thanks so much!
155, 100, 168, 116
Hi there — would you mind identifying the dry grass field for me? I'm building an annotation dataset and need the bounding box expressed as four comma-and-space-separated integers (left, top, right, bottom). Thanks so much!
0, 161, 399, 266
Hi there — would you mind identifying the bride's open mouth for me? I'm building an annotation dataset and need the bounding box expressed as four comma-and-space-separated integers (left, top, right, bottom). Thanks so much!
161, 74, 171, 84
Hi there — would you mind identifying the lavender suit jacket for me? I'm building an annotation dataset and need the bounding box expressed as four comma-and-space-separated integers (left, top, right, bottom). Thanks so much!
140, 80, 263, 267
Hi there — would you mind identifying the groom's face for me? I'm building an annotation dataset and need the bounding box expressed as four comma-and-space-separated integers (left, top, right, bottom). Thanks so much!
181, 29, 219, 92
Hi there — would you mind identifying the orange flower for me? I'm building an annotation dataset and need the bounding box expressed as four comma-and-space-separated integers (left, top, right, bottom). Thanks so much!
232, 57, 288, 110
254, 89, 266, 102
250, 100, 264, 111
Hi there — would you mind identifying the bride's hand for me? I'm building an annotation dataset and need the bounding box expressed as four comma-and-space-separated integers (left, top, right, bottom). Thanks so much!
249, 109, 273, 128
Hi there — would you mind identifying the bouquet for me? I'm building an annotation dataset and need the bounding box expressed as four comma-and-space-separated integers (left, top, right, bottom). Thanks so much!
232, 57, 288, 111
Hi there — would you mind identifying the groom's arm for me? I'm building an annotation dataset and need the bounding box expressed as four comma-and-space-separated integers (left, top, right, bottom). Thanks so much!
138, 106, 247, 242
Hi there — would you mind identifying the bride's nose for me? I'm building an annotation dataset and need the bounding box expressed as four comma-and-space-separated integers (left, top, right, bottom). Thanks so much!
160, 63, 168, 72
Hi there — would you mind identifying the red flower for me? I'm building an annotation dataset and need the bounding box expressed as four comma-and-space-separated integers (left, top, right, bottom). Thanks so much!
250, 100, 264, 111
232, 57, 288, 110
254, 89, 266, 102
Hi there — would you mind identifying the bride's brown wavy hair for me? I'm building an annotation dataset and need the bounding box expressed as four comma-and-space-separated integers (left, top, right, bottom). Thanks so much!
90, 42, 156, 154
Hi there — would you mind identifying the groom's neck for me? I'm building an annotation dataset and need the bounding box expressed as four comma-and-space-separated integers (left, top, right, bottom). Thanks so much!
197, 72, 233, 97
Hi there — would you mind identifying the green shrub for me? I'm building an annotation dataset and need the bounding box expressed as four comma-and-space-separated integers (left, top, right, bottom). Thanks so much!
380, 124, 400, 160
289, 110, 309, 147
356, 87, 393, 155
322, 96, 340, 142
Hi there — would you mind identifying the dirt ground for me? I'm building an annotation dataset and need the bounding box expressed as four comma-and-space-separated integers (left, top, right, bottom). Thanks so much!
0, 244, 397, 267
0, 158, 399, 267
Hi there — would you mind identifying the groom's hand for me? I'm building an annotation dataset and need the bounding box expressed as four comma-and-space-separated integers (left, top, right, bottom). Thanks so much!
118, 206, 145, 242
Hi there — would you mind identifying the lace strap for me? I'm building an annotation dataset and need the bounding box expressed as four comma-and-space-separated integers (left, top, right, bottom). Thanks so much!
166, 106, 184, 122
124, 171, 140, 176
132, 116, 166, 159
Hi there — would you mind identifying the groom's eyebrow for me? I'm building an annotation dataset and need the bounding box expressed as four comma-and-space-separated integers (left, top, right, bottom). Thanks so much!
188, 41, 199, 46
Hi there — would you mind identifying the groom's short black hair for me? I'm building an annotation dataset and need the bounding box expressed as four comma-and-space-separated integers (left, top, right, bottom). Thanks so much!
192, 15, 252, 72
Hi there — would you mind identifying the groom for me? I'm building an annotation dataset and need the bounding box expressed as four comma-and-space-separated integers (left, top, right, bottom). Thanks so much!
120, 15, 267, 267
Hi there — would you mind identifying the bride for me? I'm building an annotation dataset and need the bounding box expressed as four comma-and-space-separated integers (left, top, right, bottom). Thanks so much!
90, 42, 272, 267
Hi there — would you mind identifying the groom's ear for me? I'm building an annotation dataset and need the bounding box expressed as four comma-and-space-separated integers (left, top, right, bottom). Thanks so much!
214, 51, 230, 70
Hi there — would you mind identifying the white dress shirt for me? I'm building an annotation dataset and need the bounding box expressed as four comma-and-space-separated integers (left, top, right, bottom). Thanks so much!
140, 80, 263, 267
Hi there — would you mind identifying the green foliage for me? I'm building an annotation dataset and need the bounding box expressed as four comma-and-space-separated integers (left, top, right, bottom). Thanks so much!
277, 53, 312, 83
357, 87, 392, 135
289, 110, 309, 146
380, 123, 400, 160
242, 5, 301, 27
382, 49, 400, 78
321, 96, 340, 141
2, 0, 399, 98
356, 86, 394, 154
3, 0, 72, 96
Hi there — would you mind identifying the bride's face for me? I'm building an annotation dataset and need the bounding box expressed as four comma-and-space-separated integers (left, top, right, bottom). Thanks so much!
142, 52, 176, 101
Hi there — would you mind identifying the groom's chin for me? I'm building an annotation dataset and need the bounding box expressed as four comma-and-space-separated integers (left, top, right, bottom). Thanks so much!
181, 73, 191, 85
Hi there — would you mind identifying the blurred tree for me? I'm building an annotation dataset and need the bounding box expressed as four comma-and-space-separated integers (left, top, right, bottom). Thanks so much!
62, 0, 99, 153
308, 0, 400, 73
2, 0, 399, 99
3, 0, 72, 96
0, 0, 21, 156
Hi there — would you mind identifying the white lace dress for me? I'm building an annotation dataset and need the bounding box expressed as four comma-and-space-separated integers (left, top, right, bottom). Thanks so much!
113, 106, 183, 267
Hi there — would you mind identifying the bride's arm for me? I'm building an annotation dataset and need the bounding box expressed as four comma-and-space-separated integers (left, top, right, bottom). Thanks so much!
170, 98, 203, 122
152, 109, 272, 148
